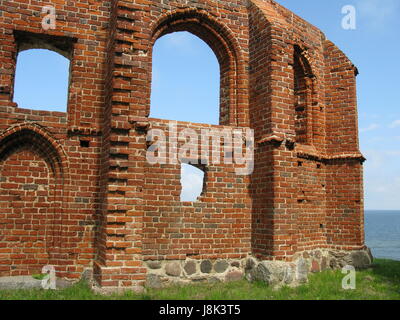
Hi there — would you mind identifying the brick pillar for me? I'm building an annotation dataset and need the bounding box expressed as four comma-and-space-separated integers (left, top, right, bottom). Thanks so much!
249, 2, 299, 261
324, 40, 365, 250
94, 0, 148, 290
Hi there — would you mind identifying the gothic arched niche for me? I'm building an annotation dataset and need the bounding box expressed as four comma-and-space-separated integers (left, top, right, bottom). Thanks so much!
293, 45, 315, 145
0, 127, 64, 276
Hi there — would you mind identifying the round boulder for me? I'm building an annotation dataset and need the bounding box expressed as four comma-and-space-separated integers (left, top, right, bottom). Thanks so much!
146, 274, 162, 289
184, 261, 197, 276
200, 260, 212, 274
225, 271, 243, 282
214, 260, 229, 273
147, 261, 162, 270
165, 262, 181, 277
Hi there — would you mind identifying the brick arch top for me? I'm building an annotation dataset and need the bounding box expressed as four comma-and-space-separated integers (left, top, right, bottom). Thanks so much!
0, 123, 68, 183
294, 45, 315, 79
149, 8, 246, 127
150, 9, 242, 64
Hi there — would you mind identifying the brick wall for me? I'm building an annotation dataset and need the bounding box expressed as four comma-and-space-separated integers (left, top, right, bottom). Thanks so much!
142, 119, 252, 262
0, 0, 367, 290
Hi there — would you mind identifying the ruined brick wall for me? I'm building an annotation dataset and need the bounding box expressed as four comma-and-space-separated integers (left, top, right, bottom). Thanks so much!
0, 0, 367, 290
0, 0, 110, 279
142, 120, 252, 261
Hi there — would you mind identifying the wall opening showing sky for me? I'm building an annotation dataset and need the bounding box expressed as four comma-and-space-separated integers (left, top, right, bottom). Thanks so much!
150, 31, 220, 125
13, 49, 70, 112
181, 164, 205, 202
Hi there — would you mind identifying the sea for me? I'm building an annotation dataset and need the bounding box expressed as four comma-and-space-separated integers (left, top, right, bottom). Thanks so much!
365, 210, 400, 261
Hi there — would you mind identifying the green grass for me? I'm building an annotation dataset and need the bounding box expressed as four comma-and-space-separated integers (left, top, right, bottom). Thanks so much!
0, 259, 399, 300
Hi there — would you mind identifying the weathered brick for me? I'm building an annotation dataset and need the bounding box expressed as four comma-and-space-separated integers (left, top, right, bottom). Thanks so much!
0, 0, 365, 290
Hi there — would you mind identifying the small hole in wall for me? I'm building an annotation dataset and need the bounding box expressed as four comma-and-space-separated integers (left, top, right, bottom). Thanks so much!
186, 252, 200, 257
320, 224, 324, 229
180, 163, 205, 202
80, 140, 90, 148
298, 161, 303, 167
317, 164, 321, 169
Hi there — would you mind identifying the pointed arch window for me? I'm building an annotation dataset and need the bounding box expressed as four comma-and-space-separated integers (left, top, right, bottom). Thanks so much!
293, 46, 315, 145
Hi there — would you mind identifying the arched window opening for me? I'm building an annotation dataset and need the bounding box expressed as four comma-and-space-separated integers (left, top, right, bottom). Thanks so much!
12, 31, 74, 112
293, 46, 314, 145
150, 31, 220, 125
180, 163, 206, 202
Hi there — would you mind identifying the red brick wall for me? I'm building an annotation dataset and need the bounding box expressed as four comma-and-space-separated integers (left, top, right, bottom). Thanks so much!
0, 0, 109, 280
0, 148, 54, 276
324, 40, 365, 250
0, 0, 366, 289
142, 119, 252, 261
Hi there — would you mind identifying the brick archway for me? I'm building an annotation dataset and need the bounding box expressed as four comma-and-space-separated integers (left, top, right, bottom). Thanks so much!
150, 8, 246, 127
293, 45, 316, 145
0, 124, 68, 276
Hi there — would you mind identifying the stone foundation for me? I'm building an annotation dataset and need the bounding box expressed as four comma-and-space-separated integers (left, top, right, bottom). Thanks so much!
145, 258, 246, 289
246, 248, 373, 287
145, 248, 373, 289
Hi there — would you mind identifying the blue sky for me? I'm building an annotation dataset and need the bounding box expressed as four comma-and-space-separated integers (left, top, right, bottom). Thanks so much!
12, 0, 399, 209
